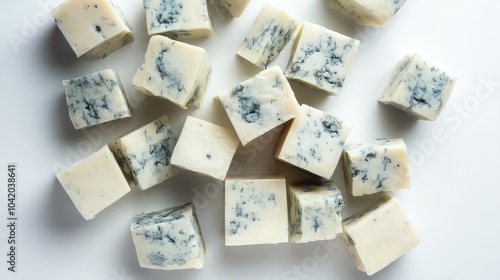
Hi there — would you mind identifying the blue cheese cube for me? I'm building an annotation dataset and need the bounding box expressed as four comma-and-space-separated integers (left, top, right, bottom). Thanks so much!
170, 116, 239, 181
342, 195, 420, 276
379, 54, 456, 121
55, 146, 130, 220
343, 138, 410, 196
109, 115, 179, 191
63, 69, 132, 130
225, 176, 288, 246
51, 0, 134, 58
285, 22, 359, 96
143, 0, 213, 39
288, 181, 345, 244
276, 104, 352, 179
237, 3, 299, 69
218, 0, 250, 17
132, 35, 211, 109
218, 66, 300, 147
130, 203, 206, 270
329, 0, 408, 26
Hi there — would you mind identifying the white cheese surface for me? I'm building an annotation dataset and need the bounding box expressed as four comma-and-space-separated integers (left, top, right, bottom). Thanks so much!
329, 0, 408, 26
218, 0, 251, 17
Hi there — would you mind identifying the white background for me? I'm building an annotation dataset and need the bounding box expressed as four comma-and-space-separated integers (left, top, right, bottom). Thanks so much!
1, 0, 499, 279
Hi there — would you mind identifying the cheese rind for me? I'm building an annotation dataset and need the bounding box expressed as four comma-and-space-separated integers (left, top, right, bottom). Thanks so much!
130, 203, 206, 270
218, 0, 250, 17
329, 0, 408, 26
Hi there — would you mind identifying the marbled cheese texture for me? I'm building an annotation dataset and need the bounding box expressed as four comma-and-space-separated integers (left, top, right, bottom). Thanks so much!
342, 195, 420, 276
218, 0, 250, 17
133, 35, 211, 109
170, 116, 239, 181
130, 203, 206, 270
55, 145, 130, 220
288, 181, 345, 244
109, 115, 179, 191
329, 0, 408, 26
63, 69, 132, 130
343, 138, 410, 196
225, 176, 288, 246
144, 0, 213, 38
276, 104, 352, 179
379, 54, 456, 121
285, 22, 359, 96
218, 66, 300, 147
51, 0, 134, 58
237, 3, 299, 69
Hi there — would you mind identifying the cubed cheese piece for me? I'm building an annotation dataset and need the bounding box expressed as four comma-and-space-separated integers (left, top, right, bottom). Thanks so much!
329, 0, 408, 26
288, 181, 345, 244
143, 0, 213, 38
342, 195, 420, 276
130, 203, 206, 270
218, 0, 250, 17
63, 69, 132, 130
132, 35, 211, 109
51, 0, 134, 58
170, 116, 239, 181
109, 115, 179, 191
276, 104, 352, 179
285, 22, 360, 96
237, 3, 299, 69
218, 66, 300, 147
225, 176, 288, 246
342, 138, 410, 196
55, 146, 130, 220
378, 54, 456, 121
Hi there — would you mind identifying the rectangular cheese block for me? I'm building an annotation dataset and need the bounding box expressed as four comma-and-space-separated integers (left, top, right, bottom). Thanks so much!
63, 69, 132, 129
225, 176, 288, 246
329, 0, 408, 26
132, 35, 211, 109
342, 195, 420, 276
51, 0, 134, 58
55, 145, 130, 220
218, 0, 250, 18
130, 203, 206, 270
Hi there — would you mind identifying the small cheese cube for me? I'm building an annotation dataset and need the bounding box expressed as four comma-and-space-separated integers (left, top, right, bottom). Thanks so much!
63, 69, 132, 130
288, 181, 345, 244
109, 115, 179, 191
170, 116, 239, 181
130, 203, 206, 270
132, 35, 211, 109
218, 0, 251, 18
225, 176, 288, 246
342, 138, 410, 196
143, 0, 213, 38
276, 104, 352, 179
218, 66, 300, 147
237, 3, 299, 69
51, 0, 134, 58
55, 146, 130, 220
285, 22, 360, 96
342, 195, 420, 276
378, 54, 456, 121
329, 0, 408, 26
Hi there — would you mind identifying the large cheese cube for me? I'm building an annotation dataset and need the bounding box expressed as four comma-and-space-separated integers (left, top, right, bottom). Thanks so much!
276, 104, 352, 179
132, 35, 211, 109
63, 69, 132, 130
329, 0, 408, 26
143, 0, 213, 38
109, 115, 179, 191
55, 146, 130, 220
342, 195, 420, 276
51, 0, 134, 58
130, 203, 206, 270
237, 3, 299, 69
218, 66, 300, 147
379, 54, 456, 121
285, 22, 360, 96
225, 176, 288, 246
218, 0, 250, 18
288, 181, 345, 244
170, 116, 239, 181
343, 138, 410, 196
